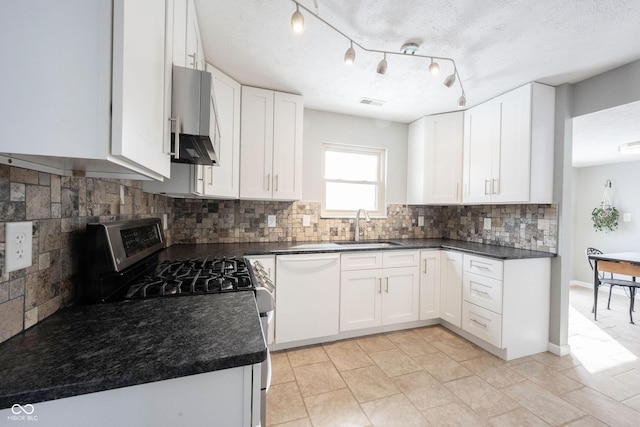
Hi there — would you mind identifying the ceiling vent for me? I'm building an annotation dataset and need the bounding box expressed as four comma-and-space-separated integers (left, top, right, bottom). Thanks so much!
359, 98, 386, 107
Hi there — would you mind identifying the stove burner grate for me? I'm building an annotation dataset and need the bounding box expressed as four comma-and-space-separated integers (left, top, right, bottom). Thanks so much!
125, 257, 255, 300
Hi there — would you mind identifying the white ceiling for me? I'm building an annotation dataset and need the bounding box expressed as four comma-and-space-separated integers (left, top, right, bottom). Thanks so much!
194, 0, 640, 164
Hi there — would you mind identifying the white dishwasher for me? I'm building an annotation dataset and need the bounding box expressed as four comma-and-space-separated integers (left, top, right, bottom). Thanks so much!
275, 253, 340, 345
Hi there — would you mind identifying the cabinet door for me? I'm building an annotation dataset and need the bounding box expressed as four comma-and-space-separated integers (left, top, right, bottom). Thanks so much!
272, 92, 303, 201
463, 100, 500, 203
493, 84, 532, 203
340, 270, 382, 331
186, 0, 203, 69
172, 0, 187, 66
420, 251, 441, 320
240, 87, 275, 199
382, 267, 420, 325
424, 112, 464, 204
406, 117, 427, 204
440, 251, 463, 327
111, 0, 171, 179
275, 254, 340, 344
204, 64, 241, 198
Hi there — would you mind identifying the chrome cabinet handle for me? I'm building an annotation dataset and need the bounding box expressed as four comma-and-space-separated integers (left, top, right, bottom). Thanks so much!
484, 179, 491, 195
266, 174, 271, 191
423, 259, 427, 274
378, 278, 382, 294
492, 178, 499, 194
168, 116, 180, 159
471, 318, 487, 328
470, 261, 491, 271
471, 287, 490, 296
275, 174, 279, 191
385, 277, 389, 293
188, 52, 197, 68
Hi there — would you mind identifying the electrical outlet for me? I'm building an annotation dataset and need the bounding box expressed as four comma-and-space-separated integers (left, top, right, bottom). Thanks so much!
623, 212, 632, 222
267, 215, 276, 228
483, 218, 492, 230
303, 215, 311, 227
162, 213, 168, 230
418, 216, 425, 227
5, 221, 33, 273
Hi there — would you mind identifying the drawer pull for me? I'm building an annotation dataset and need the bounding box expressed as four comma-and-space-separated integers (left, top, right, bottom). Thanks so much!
378, 278, 382, 294
471, 287, 490, 296
385, 277, 389, 293
470, 318, 487, 328
470, 262, 491, 271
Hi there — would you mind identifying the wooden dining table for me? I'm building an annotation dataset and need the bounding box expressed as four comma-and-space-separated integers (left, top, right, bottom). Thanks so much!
587, 252, 640, 322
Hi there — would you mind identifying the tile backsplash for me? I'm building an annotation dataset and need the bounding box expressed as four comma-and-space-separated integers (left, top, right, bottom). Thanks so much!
0, 164, 558, 344
0, 165, 172, 343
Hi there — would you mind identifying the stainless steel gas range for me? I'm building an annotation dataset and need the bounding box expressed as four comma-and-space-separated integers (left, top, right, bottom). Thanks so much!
81, 217, 274, 426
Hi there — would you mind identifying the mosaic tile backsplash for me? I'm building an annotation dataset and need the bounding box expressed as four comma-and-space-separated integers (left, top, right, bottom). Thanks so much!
0, 164, 558, 344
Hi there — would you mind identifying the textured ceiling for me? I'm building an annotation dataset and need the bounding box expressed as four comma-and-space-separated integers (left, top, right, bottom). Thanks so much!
194, 0, 640, 165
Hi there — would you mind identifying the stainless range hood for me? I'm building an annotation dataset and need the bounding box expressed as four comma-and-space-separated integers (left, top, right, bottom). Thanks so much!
170, 65, 218, 165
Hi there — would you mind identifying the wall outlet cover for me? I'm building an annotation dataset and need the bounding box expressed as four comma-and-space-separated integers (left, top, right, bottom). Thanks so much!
267, 215, 276, 228
483, 218, 492, 230
5, 221, 33, 273
623, 212, 632, 222
303, 215, 311, 227
418, 216, 425, 227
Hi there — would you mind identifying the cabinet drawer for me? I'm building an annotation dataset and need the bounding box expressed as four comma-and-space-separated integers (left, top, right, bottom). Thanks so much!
463, 254, 503, 280
462, 301, 502, 348
463, 272, 503, 314
341, 252, 383, 270
383, 250, 419, 268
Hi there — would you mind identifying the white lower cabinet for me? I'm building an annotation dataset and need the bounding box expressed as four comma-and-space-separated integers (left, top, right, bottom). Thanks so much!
461, 254, 550, 360
439, 251, 463, 327
0, 365, 261, 427
419, 250, 441, 320
340, 251, 419, 332
274, 253, 340, 344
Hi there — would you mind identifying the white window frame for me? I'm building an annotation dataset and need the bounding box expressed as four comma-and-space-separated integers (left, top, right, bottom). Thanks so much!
321, 142, 387, 218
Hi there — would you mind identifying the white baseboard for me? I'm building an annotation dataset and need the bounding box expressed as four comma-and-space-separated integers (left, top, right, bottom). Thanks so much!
548, 342, 571, 356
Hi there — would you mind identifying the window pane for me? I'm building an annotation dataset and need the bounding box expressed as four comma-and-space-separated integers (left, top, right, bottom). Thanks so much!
325, 151, 379, 181
325, 182, 377, 211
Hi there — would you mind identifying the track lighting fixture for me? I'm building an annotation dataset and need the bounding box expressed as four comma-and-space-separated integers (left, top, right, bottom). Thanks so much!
428, 59, 440, 76
377, 53, 387, 75
287, 0, 466, 108
443, 71, 456, 88
344, 41, 356, 65
291, 4, 304, 33
458, 93, 467, 108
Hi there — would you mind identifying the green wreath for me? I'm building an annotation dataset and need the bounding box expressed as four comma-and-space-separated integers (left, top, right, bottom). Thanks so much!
591, 206, 619, 232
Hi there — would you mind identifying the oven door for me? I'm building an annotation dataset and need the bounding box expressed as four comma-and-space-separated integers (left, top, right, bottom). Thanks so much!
259, 312, 272, 427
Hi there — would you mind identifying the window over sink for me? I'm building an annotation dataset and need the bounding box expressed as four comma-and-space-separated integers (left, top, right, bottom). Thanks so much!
321, 143, 387, 218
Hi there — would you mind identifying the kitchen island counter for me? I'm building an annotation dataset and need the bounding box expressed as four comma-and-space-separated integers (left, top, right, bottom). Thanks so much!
161, 238, 556, 261
0, 292, 266, 409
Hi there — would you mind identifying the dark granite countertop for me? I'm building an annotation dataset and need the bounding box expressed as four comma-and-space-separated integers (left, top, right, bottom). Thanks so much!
161, 238, 556, 261
0, 293, 266, 409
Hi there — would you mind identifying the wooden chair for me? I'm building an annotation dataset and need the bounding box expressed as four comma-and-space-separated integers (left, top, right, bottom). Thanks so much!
587, 247, 640, 324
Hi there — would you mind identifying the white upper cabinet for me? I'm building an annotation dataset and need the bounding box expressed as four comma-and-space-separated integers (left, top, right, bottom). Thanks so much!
462, 82, 555, 204
0, 0, 172, 180
407, 112, 464, 204
172, 0, 203, 70
200, 64, 241, 198
240, 87, 303, 201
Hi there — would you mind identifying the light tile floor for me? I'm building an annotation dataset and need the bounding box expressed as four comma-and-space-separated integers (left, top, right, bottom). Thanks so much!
267, 285, 640, 426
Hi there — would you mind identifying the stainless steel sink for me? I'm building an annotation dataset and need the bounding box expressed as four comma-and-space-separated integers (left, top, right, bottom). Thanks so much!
288, 241, 402, 250
288, 243, 342, 250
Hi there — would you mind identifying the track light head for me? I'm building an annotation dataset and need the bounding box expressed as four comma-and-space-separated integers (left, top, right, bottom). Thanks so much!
458, 94, 467, 108
291, 5, 304, 33
344, 42, 356, 65
443, 72, 456, 88
428, 59, 440, 76
377, 54, 387, 75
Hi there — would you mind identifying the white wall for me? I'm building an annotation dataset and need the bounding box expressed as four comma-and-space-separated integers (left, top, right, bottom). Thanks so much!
572, 161, 640, 283
301, 108, 408, 204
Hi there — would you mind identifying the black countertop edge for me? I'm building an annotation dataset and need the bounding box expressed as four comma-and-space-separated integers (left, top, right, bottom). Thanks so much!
161, 239, 557, 261
0, 350, 266, 409
0, 293, 266, 410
